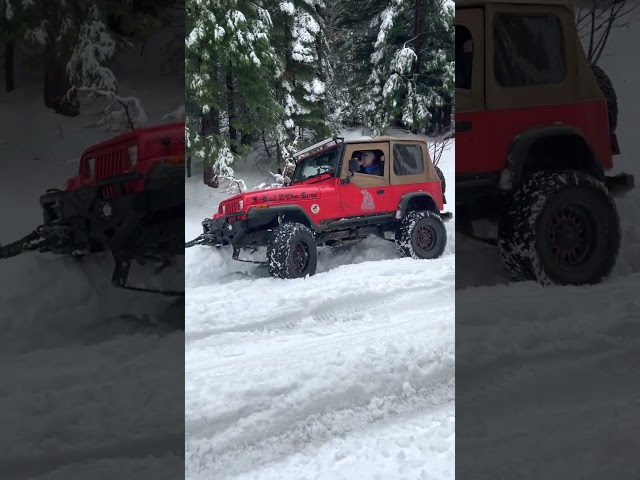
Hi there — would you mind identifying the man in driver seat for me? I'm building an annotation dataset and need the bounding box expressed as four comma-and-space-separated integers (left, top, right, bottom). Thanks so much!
358, 151, 383, 176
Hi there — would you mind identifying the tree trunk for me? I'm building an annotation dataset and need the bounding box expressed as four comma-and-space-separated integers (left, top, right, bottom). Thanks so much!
186, 155, 192, 177
43, 44, 78, 116
413, 0, 425, 75
5, 39, 15, 92
226, 71, 237, 153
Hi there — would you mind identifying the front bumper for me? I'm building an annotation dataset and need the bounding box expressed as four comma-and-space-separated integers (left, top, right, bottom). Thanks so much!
201, 214, 248, 246
605, 172, 634, 196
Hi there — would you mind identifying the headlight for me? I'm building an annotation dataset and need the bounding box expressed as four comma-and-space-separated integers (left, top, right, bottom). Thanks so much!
221, 205, 226, 214
128, 145, 138, 166
86, 157, 95, 178
239, 199, 244, 209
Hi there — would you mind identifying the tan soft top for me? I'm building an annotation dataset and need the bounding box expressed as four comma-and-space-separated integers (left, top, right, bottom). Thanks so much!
344, 135, 428, 145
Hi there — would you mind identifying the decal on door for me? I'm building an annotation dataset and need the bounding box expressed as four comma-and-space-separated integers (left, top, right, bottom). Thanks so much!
311, 204, 320, 214
361, 190, 375, 211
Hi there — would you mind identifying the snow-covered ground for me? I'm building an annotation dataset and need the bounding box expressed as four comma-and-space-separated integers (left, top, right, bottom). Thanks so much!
0, 32, 185, 478
455, 20, 640, 477
185, 132, 455, 479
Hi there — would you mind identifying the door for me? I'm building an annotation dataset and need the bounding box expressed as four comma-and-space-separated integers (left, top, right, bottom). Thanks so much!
338, 142, 394, 218
455, 8, 488, 176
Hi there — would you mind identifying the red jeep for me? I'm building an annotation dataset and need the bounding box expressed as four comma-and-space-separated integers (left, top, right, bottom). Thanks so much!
1, 122, 185, 296
456, 0, 634, 285
187, 136, 452, 279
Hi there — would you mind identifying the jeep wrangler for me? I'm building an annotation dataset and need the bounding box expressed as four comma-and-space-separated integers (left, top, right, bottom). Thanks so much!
0, 122, 185, 296
456, 0, 634, 285
186, 136, 453, 279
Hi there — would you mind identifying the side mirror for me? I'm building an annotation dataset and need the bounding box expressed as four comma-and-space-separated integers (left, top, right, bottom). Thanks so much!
348, 158, 360, 173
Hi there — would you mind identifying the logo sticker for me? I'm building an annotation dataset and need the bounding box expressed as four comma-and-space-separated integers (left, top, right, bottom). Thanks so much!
311, 204, 320, 214
361, 190, 375, 211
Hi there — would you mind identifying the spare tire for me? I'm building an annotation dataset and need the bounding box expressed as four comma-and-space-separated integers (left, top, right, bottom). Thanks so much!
435, 165, 446, 195
591, 64, 618, 132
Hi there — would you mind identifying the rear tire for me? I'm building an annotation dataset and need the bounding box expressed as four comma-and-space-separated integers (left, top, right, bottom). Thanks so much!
498, 170, 620, 285
267, 222, 318, 279
396, 211, 447, 260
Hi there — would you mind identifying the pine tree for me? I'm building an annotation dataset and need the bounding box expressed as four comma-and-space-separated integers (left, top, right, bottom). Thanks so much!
268, 1, 330, 153
328, 0, 453, 136
185, 0, 282, 187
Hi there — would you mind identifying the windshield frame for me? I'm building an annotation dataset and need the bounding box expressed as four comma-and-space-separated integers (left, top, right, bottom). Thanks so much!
291, 144, 343, 184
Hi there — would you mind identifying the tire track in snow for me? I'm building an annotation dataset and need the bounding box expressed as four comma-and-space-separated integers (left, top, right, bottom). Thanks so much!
186, 256, 454, 338
186, 378, 455, 480
185, 302, 454, 473
187, 277, 451, 344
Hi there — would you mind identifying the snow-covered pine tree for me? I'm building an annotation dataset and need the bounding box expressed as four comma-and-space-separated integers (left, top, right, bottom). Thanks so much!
332, 0, 453, 135
185, 0, 282, 188
16, 0, 157, 121
268, 1, 329, 157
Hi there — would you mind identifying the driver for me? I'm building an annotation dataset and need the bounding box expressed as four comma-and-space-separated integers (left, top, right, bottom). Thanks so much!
358, 151, 383, 176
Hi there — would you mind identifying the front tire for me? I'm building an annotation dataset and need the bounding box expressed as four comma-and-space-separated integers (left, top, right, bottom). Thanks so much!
267, 222, 318, 279
396, 210, 447, 259
498, 170, 620, 285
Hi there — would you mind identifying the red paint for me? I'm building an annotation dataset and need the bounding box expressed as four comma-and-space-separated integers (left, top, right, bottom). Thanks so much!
213, 164, 444, 225
457, 100, 612, 176
65, 122, 185, 196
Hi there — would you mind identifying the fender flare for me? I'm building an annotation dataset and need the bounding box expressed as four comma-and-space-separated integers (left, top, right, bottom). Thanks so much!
245, 204, 317, 231
500, 124, 602, 192
398, 192, 439, 217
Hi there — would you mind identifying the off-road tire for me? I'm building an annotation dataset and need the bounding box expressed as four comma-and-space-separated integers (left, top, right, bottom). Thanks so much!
267, 222, 318, 279
498, 170, 620, 285
435, 166, 446, 195
591, 64, 618, 132
396, 210, 447, 260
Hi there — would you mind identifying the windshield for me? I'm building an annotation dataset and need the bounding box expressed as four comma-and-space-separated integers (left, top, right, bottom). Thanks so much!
291, 147, 340, 183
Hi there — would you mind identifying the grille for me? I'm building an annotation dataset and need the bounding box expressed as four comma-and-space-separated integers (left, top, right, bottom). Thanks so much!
224, 200, 241, 215
95, 149, 129, 198
220, 200, 241, 223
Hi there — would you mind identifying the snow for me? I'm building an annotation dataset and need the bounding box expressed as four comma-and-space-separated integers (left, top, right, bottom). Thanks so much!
455, 19, 640, 477
0, 29, 184, 478
185, 131, 455, 479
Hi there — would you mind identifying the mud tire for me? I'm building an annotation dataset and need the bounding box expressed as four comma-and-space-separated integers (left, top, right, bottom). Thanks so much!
435, 166, 446, 195
498, 170, 620, 285
396, 210, 447, 260
267, 222, 318, 279
591, 64, 618, 132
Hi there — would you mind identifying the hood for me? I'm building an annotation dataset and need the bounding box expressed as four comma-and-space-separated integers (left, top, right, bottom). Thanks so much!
214, 184, 323, 218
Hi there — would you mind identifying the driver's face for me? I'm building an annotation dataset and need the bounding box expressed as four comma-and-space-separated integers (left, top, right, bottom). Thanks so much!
362, 154, 374, 166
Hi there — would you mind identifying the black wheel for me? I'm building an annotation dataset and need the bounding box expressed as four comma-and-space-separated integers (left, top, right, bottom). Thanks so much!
435, 166, 446, 195
591, 64, 618, 132
396, 210, 447, 259
498, 170, 620, 285
267, 222, 318, 279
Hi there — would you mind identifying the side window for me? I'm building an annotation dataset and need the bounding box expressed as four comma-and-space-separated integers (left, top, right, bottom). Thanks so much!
455, 25, 473, 90
350, 149, 385, 176
493, 12, 566, 87
393, 144, 424, 176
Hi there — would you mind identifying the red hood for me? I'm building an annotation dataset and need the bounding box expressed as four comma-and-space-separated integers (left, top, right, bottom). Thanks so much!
213, 184, 324, 218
